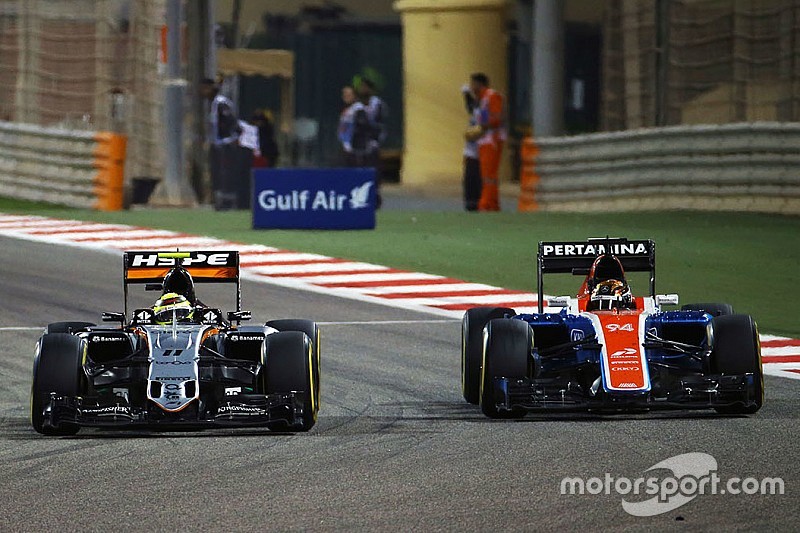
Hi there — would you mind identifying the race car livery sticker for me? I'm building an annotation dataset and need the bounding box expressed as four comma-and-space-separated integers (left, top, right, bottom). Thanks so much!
78, 405, 132, 417
127, 251, 237, 268
145, 328, 202, 412
217, 404, 268, 417
124, 251, 239, 282
540, 240, 652, 258
584, 310, 652, 392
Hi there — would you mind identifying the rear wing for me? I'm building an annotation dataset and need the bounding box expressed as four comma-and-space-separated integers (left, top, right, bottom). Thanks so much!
122, 251, 241, 318
537, 238, 655, 312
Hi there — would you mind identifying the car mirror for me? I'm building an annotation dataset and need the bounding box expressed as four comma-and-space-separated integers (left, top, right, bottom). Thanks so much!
227, 311, 252, 322
547, 296, 570, 308
656, 294, 680, 307
101, 311, 125, 323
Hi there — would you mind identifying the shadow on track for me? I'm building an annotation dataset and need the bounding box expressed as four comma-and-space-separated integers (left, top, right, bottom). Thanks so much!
382, 401, 751, 423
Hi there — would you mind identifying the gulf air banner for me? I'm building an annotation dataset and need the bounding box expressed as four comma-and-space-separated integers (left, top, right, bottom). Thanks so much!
252, 168, 376, 230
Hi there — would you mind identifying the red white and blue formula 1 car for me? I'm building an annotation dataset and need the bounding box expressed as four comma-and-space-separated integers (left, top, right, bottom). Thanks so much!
31, 251, 320, 435
462, 238, 763, 418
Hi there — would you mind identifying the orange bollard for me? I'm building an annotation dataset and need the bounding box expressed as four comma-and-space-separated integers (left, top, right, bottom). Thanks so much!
93, 132, 127, 211
517, 136, 539, 211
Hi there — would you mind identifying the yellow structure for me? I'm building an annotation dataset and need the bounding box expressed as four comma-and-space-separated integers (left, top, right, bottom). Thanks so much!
394, 0, 509, 186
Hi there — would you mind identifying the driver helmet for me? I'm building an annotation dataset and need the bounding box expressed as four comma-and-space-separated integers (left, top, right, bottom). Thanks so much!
153, 292, 194, 324
162, 266, 196, 304
588, 254, 626, 291
587, 279, 633, 311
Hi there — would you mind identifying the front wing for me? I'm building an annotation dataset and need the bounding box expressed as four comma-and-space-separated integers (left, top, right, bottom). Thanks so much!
489, 373, 761, 413
40, 392, 307, 431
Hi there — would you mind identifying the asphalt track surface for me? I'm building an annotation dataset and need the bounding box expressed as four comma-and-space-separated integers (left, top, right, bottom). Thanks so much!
0, 237, 797, 531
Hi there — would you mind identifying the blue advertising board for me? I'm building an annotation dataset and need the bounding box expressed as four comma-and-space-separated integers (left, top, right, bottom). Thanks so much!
252, 168, 376, 230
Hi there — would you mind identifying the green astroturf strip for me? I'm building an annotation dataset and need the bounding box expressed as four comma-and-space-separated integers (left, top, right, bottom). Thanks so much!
1, 197, 797, 337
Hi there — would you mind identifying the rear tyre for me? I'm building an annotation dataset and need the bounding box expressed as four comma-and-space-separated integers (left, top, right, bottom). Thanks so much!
480, 318, 531, 419
462, 307, 515, 404
263, 331, 316, 431
266, 320, 320, 412
31, 333, 84, 435
681, 303, 734, 317
711, 314, 763, 414
45, 321, 95, 334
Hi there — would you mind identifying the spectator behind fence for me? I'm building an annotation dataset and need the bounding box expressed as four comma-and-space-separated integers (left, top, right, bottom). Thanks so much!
236, 117, 259, 209
357, 77, 387, 165
251, 109, 279, 168
201, 77, 241, 210
338, 85, 370, 167
356, 77, 386, 208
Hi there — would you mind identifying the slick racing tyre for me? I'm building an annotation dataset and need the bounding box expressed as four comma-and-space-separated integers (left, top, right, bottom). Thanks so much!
31, 333, 84, 435
266, 320, 320, 411
263, 331, 317, 432
479, 318, 531, 419
681, 303, 734, 317
462, 307, 515, 405
711, 314, 763, 414
45, 321, 96, 334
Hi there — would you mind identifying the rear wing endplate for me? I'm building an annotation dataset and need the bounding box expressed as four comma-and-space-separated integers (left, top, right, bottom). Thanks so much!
537, 238, 655, 312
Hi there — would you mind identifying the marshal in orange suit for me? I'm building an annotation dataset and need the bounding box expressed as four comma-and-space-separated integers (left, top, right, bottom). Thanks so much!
469, 73, 507, 212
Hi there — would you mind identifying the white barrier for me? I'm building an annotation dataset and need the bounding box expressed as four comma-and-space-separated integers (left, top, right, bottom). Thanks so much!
530, 123, 800, 214
0, 121, 126, 210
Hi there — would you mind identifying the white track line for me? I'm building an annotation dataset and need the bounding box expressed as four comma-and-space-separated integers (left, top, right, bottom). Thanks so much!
246, 262, 389, 275
67, 229, 180, 240
20, 224, 140, 236
193, 243, 281, 253
108, 238, 226, 250
283, 272, 444, 284
363, 283, 510, 295
0, 219, 76, 228
317, 319, 458, 325
240, 252, 335, 264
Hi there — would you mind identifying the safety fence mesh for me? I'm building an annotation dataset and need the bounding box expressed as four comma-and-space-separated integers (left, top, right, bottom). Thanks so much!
602, 0, 800, 131
0, 0, 166, 181
3, 0, 799, 181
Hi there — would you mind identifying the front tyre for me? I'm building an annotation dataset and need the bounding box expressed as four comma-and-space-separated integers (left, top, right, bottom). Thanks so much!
266, 320, 320, 411
31, 333, 84, 435
479, 318, 531, 419
263, 331, 317, 431
462, 307, 515, 404
711, 314, 763, 414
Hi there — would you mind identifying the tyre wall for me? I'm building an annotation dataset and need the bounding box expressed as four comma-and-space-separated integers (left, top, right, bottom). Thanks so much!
519, 122, 800, 215
0, 121, 126, 210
